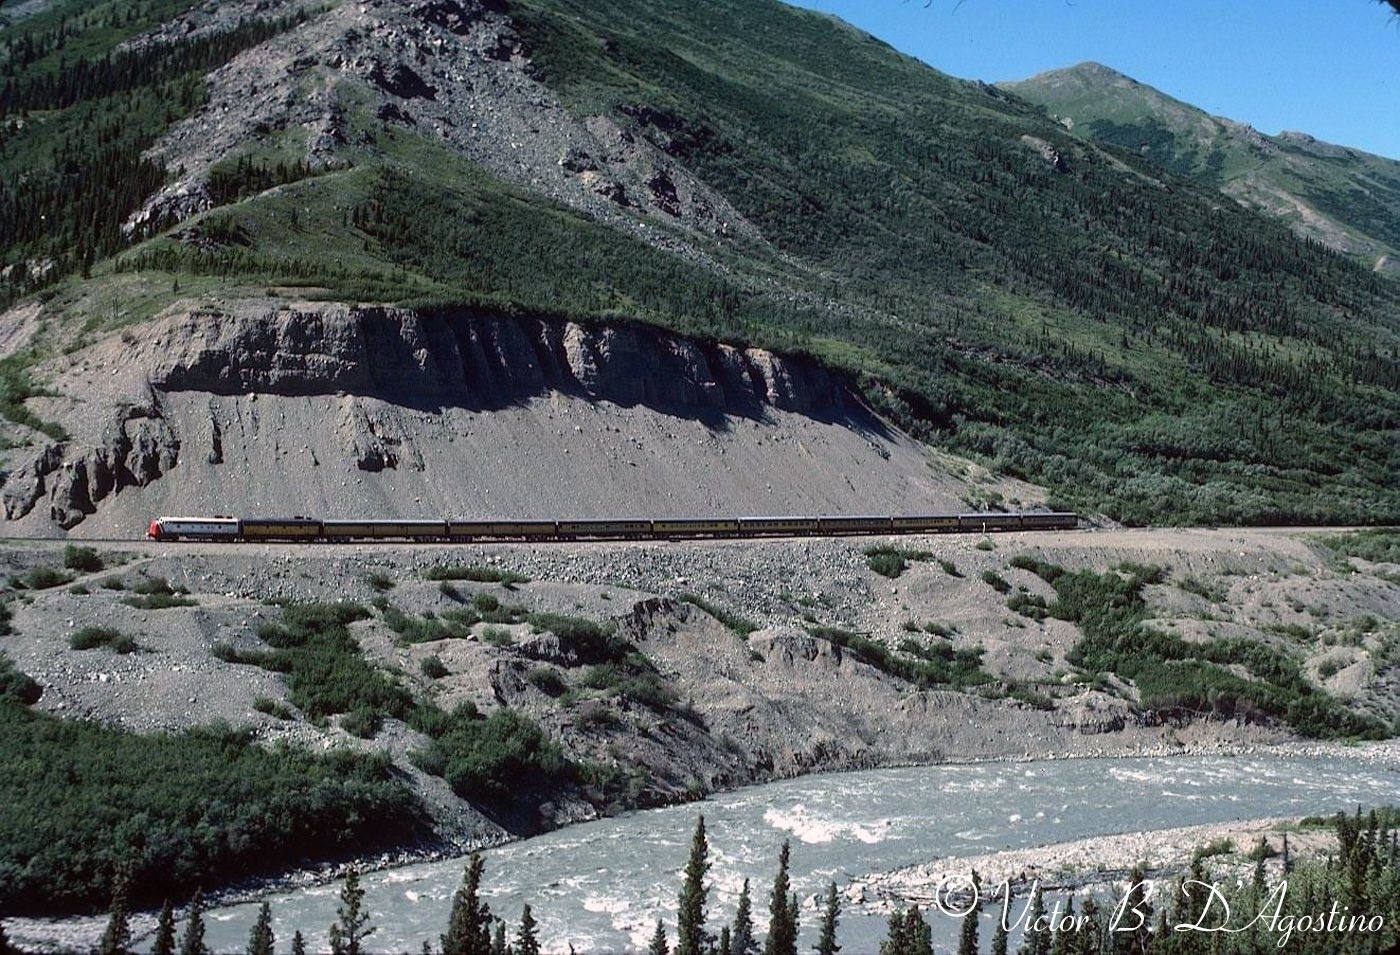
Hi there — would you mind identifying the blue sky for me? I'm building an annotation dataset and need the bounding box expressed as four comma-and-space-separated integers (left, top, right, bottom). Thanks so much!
788, 0, 1400, 160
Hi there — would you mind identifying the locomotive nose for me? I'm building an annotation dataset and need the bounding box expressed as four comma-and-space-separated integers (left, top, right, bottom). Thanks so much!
147, 519, 162, 540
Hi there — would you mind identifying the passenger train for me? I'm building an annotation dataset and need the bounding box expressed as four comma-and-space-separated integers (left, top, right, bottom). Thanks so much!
146, 512, 1079, 542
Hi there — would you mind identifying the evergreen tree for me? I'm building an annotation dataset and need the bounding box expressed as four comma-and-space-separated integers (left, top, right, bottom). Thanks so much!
247, 902, 275, 955
99, 864, 133, 955
719, 925, 732, 955
990, 917, 1009, 955
291, 931, 307, 955
152, 901, 177, 955
879, 909, 910, 955
329, 866, 375, 955
732, 878, 758, 955
515, 905, 540, 955
1072, 897, 1102, 955
1048, 895, 1074, 955
815, 881, 841, 955
677, 815, 712, 955
905, 907, 932, 955
648, 918, 671, 955
956, 872, 980, 955
491, 920, 508, 955
0, 922, 12, 955
443, 854, 493, 955
179, 889, 209, 955
1113, 866, 1151, 955
765, 840, 799, 955
1018, 884, 1048, 955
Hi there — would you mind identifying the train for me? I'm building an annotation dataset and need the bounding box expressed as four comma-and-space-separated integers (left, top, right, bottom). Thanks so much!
145, 512, 1079, 543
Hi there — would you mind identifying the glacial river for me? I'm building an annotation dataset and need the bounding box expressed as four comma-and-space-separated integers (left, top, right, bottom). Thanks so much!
186, 752, 1398, 953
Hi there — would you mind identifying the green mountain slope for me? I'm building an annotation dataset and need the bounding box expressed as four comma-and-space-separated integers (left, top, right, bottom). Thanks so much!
1, 0, 1398, 525
1001, 61, 1400, 277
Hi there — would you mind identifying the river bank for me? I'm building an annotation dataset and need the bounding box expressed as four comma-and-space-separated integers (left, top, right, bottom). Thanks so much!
7, 741, 1399, 954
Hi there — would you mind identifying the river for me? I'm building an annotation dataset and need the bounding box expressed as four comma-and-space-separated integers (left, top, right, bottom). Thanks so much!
172, 751, 1398, 953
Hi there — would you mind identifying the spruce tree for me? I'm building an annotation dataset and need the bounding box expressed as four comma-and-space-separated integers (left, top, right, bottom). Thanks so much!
491, 920, 508, 955
990, 918, 1009, 955
879, 909, 909, 955
764, 840, 798, 955
99, 865, 133, 955
1048, 895, 1073, 955
719, 925, 732, 955
815, 881, 841, 955
516, 905, 540, 955
179, 889, 209, 955
247, 901, 275, 955
1072, 897, 1102, 955
732, 878, 758, 955
677, 815, 711, 955
330, 866, 375, 955
152, 901, 177, 955
648, 918, 670, 955
956, 872, 980, 955
905, 907, 932, 955
291, 930, 307, 955
443, 854, 493, 955
1017, 884, 1048, 955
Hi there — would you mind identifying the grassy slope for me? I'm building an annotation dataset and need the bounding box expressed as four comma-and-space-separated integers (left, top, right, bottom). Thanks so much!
1001, 62, 1400, 264
7, 0, 1400, 525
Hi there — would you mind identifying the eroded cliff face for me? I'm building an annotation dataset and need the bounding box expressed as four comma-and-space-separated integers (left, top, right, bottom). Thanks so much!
145, 306, 853, 416
0, 303, 982, 535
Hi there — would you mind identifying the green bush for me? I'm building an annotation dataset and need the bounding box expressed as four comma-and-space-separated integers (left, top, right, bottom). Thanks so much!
425, 565, 530, 586
575, 700, 623, 731
252, 696, 294, 720
481, 625, 514, 647
809, 626, 991, 689
383, 606, 477, 645
69, 626, 138, 654
121, 577, 196, 609
409, 706, 569, 803
938, 559, 962, 577
678, 593, 758, 636
421, 655, 450, 679
526, 666, 567, 696
225, 603, 414, 723
22, 566, 70, 590
472, 592, 501, 613
340, 706, 381, 739
366, 572, 396, 592
62, 545, 104, 573
1007, 592, 1049, 621
0, 653, 41, 705
100, 576, 125, 590
527, 612, 628, 663
0, 705, 425, 915
981, 570, 1010, 594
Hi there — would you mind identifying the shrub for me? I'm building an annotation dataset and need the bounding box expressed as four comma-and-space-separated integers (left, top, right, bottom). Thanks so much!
938, 559, 962, 577
100, 577, 125, 590
425, 565, 530, 586
0, 652, 41, 705
678, 593, 758, 636
526, 666, 567, 696
252, 696, 294, 720
409, 706, 569, 803
866, 552, 907, 578
122, 577, 196, 609
810, 626, 990, 689
526, 612, 627, 662
62, 545, 104, 573
0, 706, 425, 914
472, 592, 500, 613
438, 581, 462, 601
981, 570, 1011, 594
366, 572, 396, 592
420, 655, 450, 679
1007, 592, 1049, 621
480, 625, 514, 647
975, 537, 995, 551
68, 585, 90, 596
69, 626, 138, 654
23, 566, 70, 590
339, 706, 381, 739
576, 700, 622, 730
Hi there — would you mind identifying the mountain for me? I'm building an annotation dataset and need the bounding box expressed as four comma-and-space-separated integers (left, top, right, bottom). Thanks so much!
0, 0, 1397, 529
1000, 61, 1400, 278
